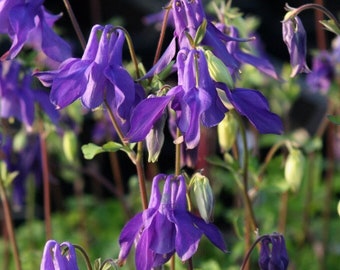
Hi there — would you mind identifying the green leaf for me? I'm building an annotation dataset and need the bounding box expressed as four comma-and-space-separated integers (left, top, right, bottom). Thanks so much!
81, 142, 123, 160
319, 19, 340, 36
194, 19, 207, 45
328, 114, 340, 125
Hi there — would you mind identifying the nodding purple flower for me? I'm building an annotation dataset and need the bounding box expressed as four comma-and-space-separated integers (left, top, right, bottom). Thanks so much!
259, 233, 289, 270
40, 240, 79, 270
282, 15, 311, 77
0, 60, 59, 130
127, 47, 227, 149
35, 25, 141, 122
118, 174, 227, 270
0, 0, 71, 62
306, 51, 334, 94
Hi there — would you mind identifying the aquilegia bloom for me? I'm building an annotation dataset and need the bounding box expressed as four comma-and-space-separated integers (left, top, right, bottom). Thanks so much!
0, 60, 59, 130
118, 173, 227, 270
282, 13, 310, 77
0, 0, 71, 62
258, 233, 289, 270
35, 24, 141, 122
40, 240, 79, 270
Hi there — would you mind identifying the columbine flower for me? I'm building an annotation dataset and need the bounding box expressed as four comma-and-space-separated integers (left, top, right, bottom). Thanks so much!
40, 240, 79, 270
127, 48, 227, 149
35, 24, 142, 121
306, 51, 334, 94
282, 14, 310, 77
0, 0, 71, 62
259, 233, 289, 270
0, 60, 59, 130
118, 173, 226, 270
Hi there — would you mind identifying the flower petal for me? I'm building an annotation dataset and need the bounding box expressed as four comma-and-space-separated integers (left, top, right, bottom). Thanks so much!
226, 87, 283, 134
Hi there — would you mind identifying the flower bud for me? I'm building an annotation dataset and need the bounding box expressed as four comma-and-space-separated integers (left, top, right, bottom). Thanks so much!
145, 113, 166, 163
217, 110, 238, 153
284, 148, 305, 192
190, 172, 214, 223
204, 49, 234, 88
63, 130, 78, 162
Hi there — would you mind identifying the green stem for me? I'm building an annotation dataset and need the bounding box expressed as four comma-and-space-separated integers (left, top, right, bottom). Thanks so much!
0, 178, 22, 270
62, 0, 86, 50
73, 244, 93, 270
285, 3, 340, 29
237, 116, 258, 231
240, 234, 266, 270
114, 26, 140, 79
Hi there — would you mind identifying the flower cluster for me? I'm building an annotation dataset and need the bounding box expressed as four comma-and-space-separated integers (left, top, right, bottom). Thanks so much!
118, 173, 227, 269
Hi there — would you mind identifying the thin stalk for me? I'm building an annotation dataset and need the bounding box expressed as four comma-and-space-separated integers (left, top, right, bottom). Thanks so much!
104, 101, 148, 209
278, 191, 289, 233
153, 2, 173, 65
175, 128, 182, 176
39, 120, 52, 240
0, 179, 22, 270
237, 117, 258, 231
236, 116, 258, 270
114, 27, 140, 78
73, 244, 93, 270
62, 0, 86, 50
285, 3, 340, 29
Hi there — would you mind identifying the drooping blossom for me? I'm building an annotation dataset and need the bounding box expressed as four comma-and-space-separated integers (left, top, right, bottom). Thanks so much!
35, 24, 143, 124
118, 173, 227, 270
0, 60, 59, 130
0, 0, 71, 62
282, 15, 310, 77
40, 240, 79, 270
258, 233, 289, 270
127, 47, 283, 149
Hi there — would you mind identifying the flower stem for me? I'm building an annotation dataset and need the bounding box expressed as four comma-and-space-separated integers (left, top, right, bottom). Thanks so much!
62, 0, 86, 50
285, 3, 340, 29
39, 120, 52, 240
104, 101, 148, 209
73, 244, 93, 270
153, 2, 173, 65
0, 178, 22, 270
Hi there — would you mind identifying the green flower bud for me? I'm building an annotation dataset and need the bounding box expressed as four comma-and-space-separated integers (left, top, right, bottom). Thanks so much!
190, 172, 214, 223
204, 49, 234, 88
63, 130, 78, 163
217, 110, 238, 153
284, 148, 305, 192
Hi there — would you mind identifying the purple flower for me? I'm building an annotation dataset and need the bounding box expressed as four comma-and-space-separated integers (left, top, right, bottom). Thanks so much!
40, 240, 79, 270
1, 135, 42, 207
127, 48, 227, 149
0, 60, 59, 130
118, 174, 227, 270
306, 51, 334, 94
127, 47, 282, 149
282, 16, 310, 77
0, 0, 71, 62
35, 25, 140, 121
259, 233, 289, 270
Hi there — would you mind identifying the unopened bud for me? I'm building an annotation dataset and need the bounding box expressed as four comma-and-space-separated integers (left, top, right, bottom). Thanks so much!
217, 110, 238, 153
284, 148, 305, 192
204, 49, 234, 88
146, 114, 166, 163
63, 130, 78, 162
190, 172, 214, 223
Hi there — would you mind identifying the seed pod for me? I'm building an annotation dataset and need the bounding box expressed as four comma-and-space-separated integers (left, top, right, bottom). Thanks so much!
284, 148, 305, 192
204, 49, 234, 88
217, 110, 238, 153
190, 172, 214, 223
63, 130, 78, 163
